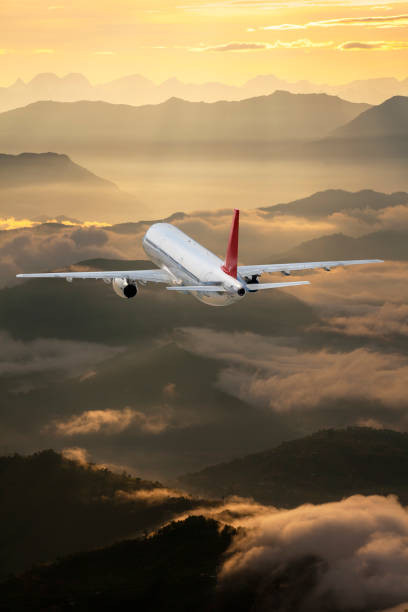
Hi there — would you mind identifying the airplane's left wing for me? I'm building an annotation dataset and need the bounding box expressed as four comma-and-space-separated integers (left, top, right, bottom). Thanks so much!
16, 269, 173, 283
238, 259, 383, 277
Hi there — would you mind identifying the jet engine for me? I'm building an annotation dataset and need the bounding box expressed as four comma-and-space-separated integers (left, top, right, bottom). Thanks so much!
112, 278, 138, 299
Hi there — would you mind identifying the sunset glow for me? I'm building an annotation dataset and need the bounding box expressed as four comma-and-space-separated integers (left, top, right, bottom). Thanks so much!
1, 0, 408, 85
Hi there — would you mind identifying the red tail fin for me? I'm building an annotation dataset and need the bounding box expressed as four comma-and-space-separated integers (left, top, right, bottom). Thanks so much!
221, 209, 239, 278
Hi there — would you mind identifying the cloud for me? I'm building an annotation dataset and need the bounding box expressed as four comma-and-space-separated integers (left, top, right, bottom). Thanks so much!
338, 40, 408, 50
0, 223, 125, 288
173, 496, 272, 526
0, 331, 123, 378
298, 262, 408, 314
176, 327, 408, 414
61, 446, 90, 465
116, 487, 192, 504
0, 218, 111, 231
260, 14, 408, 30
180, 0, 406, 13
217, 495, 408, 612
318, 302, 408, 338
52, 407, 173, 436
191, 39, 333, 52
93, 51, 116, 55
33, 49, 54, 54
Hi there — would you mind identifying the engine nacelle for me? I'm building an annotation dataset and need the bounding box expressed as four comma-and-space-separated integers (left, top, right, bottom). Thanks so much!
112, 278, 138, 299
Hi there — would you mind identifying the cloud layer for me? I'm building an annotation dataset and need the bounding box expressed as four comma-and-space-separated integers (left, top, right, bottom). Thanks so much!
217, 495, 408, 612
177, 327, 408, 416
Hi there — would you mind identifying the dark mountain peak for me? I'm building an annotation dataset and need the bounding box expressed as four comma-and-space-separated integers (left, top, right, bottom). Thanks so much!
261, 188, 408, 219
179, 427, 408, 507
380, 94, 408, 106
162, 96, 186, 105
333, 94, 408, 138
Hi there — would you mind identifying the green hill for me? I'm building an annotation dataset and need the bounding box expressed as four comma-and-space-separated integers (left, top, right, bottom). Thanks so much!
0, 450, 206, 579
179, 427, 408, 506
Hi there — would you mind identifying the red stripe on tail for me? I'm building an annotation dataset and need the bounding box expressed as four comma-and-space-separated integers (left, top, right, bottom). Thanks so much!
221, 209, 239, 278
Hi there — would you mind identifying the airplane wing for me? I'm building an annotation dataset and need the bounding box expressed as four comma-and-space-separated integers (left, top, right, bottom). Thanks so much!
16, 269, 173, 283
238, 259, 383, 277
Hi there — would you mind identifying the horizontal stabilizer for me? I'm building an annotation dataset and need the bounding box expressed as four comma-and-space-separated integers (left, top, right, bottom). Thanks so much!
252, 281, 310, 290
166, 285, 227, 292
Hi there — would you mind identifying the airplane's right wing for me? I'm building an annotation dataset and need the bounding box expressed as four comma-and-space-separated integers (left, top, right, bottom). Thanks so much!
238, 259, 383, 277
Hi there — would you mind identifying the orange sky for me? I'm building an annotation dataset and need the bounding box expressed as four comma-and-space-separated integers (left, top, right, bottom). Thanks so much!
1, 0, 408, 86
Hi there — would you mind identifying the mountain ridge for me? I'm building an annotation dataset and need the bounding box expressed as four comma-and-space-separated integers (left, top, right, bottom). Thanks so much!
179, 427, 408, 506
0, 71, 407, 111
0, 92, 370, 154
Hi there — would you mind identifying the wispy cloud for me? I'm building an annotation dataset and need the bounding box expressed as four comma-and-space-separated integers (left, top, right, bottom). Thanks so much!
0, 217, 111, 231
180, 1, 406, 12
61, 446, 90, 465
0, 332, 123, 378
33, 49, 54, 54
339, 40, 408, 50
52, 407, 173, 436
116, 487, 191, 504
258, 14, 408, 30
176, 327, 408, 414
190, 39, 333, 52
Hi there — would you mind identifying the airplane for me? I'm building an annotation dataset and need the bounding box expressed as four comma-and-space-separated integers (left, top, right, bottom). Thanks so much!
16, 209, 383, 307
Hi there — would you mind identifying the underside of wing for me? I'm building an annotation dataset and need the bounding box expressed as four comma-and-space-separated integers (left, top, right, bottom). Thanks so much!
249, 281, 310, 290
239, 259, 383, 277
16, 269, 173, 283
166, 285, 227, 292
167, 281, 310, 293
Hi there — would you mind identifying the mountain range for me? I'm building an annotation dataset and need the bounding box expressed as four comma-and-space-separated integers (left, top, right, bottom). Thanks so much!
2, 427, 408, 610
0, 92, 369, 156
0, 72, 407, 112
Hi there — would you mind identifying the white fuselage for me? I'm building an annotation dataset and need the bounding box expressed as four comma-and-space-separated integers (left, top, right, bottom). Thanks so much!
143, 223, 245, 306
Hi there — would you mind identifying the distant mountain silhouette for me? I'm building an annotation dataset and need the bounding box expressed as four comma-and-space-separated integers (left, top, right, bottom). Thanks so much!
179, 427, 408, 506
0, 152, 115, 188
306, 96, 408, 160
260, 188, 408, 219
333, 96, 408, 138
0, 93, 369, 155
277, 229, 408, 262
0, 71, 407, 112
0, 152, 140, 221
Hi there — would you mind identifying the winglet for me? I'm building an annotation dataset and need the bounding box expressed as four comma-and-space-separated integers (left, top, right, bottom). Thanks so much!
221, 209, 239, 278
